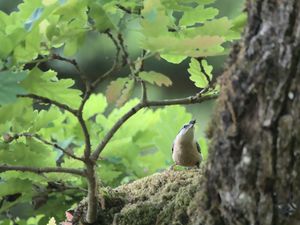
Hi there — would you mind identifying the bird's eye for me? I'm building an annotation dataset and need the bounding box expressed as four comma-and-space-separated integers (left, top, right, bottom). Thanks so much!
183, 125, 188, 128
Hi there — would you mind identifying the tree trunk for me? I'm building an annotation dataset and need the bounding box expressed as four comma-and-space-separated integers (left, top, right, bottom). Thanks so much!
74, 0, 300, 224
207, 0, 300, 224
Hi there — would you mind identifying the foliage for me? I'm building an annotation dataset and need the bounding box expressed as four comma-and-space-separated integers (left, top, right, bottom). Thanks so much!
0, 0, 244, 223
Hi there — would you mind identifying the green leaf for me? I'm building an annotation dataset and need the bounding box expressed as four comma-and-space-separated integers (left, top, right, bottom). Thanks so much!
141, 35, 225, 57
0, 99, 32, 124
83, 94, 107, 120
116, 78, 135, 107
88, 2, 115, 31
0, 32, 13, 58
106, 77, 130, 104
63, 32, 86, 56
0, 71, 27, 105
139, 71, 172, 87
231, 13, 247, 33
0, 179, 33, 197
30, 107, 64, 132
179, 6, 218, 26
0, 140, 56, 168
184, 17, 238, 41
160, 54, 186, 64
141, 0, 170, 37
188, 58, 212, 88
20, 68, 82, 108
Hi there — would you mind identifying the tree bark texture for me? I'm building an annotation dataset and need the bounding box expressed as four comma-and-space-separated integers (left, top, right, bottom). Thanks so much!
208, 0, 300, 224
74, 0, 300, 224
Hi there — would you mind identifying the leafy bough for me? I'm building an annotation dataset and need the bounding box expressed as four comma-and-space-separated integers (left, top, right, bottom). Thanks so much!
0, 33, 218, 224
0, 0, 244, 222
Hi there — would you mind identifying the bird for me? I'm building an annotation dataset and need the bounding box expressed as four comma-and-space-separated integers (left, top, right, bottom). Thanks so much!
172, 119, 202, 168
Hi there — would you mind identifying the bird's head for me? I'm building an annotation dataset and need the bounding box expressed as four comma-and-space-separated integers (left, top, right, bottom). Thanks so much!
177, 119, 196, 142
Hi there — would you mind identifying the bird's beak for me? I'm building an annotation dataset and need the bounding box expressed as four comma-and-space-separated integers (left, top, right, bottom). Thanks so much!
189, 119, 196, 127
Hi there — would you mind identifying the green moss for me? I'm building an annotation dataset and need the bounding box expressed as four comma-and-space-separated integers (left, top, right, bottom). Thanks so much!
76, 169, 209, 225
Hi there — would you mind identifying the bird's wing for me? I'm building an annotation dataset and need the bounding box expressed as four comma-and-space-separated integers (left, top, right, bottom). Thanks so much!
196, 142, 201, 153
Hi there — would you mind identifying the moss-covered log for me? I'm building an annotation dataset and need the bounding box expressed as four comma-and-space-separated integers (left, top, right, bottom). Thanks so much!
72, 169, 215, 225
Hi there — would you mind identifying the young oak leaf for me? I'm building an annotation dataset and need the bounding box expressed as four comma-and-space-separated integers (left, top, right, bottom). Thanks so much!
139, 71, 172, 87
83, 94, 107, 120
106, 77, 130, 104
179, 5, 219, 27
20, 67, 82, 108
0, 71, 27, 105
116, 78, 135, 107
188, 58, 212, 88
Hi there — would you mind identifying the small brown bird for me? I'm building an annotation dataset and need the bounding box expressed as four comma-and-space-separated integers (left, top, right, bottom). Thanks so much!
172, 120, 202, 167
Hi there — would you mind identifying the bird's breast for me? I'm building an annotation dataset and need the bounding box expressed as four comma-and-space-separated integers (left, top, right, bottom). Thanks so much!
172, 141, 201, 167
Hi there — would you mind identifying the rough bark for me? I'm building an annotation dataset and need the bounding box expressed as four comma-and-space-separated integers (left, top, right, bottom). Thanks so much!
73, 0, 300, 224
207, 0, 300, 224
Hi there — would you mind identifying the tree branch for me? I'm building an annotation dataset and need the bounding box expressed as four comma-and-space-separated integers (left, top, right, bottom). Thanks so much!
140, 80, 147, 103
0, 164, 85, 177
9, 133, 83, 161
17, 94, 78, 115
91, 92, 218, 161
52, 54, 81, 73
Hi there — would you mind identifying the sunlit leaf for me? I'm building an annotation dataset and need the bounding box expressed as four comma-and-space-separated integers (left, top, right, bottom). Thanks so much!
188, 58, 212, 88
116, 78, 135, 107
160, 54, 187, 64
0, 33, 13, 58
88, 2, 115, 31
179, 6, 218, 26
20, 67, 82, 108
83, 94, 107, 120
0, 71, 27, 105
139, 71, 172, 87
106, 77, 130, 104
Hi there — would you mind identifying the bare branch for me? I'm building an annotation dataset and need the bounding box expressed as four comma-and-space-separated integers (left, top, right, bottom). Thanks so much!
91, 102, 144, 161
10, 133, 83, 161
91, 31, 121, 89
18, 94, 78, 115
91, 92, 218, 161
115, 4, 142, 17
52, 54, 81, 73
115, 4, 132, 14
0, 164, 85, 177
140, 80, 147, 103
78, 114, 92, 159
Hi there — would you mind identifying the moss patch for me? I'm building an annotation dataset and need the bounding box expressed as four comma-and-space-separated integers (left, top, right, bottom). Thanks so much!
74, 168, 209, 225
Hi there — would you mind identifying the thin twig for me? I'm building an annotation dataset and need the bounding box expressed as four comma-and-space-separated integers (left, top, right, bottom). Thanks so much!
91, 92, 218, 161
52, 54, 81, 73
11, 133, 83, 161
140, 80, 147, 103
0, 164, 85, 177
115, 4, 142, 16
78, 114, 92, 159
18, 94, 78, 115
117, 33, 133, 69
115, 4, 132, 14
91, 31, 121, 89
